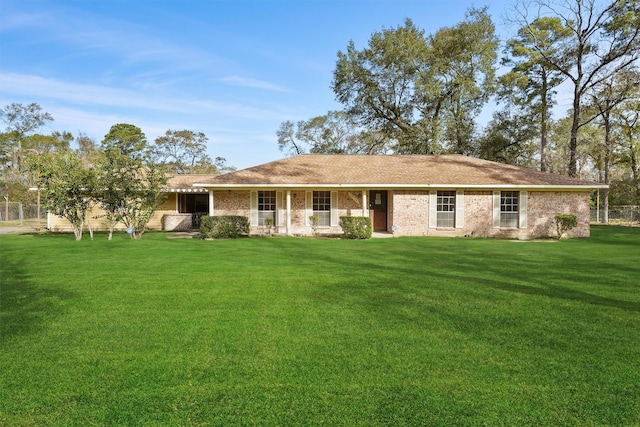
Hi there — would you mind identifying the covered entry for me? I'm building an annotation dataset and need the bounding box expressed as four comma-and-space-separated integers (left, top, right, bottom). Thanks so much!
369, 190, 388, 231
178, 193, 209, 228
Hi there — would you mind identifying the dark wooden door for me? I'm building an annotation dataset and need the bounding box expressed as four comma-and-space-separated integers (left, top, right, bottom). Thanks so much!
369, 191, 388, 231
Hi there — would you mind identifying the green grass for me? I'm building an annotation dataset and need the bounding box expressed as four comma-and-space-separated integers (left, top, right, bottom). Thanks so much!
1, 226, 639, 426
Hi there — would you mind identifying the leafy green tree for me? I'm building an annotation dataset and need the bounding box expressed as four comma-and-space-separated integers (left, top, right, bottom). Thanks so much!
150, 129, 233, 174
501, 17, 570, 171
97, 124, 167, 240
476, 110, 538, 167
0, 103, 54, 201
333, 19, 432, 153
332, 9, 498, 155
616, 99, 640, 204
276, 111, 391, 155
34, 150, 95, 240
427, 7, 499, 154
584, 70, 640, 222
511, 0, 640, 177
23, 131, 72, 154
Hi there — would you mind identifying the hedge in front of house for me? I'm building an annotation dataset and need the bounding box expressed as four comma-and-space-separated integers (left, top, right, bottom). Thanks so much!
200, 215, 250, 239
340, 216, 372, 239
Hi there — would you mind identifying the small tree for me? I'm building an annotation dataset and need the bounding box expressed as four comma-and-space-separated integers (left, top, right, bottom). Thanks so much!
264, 216, 274, 236
97, 124, 167, 240
309, 215, 319, 237
35, 151, 94, 240
555, 214, 577, 239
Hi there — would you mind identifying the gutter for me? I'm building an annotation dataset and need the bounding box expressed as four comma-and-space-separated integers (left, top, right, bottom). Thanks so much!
192, 183, 608, 191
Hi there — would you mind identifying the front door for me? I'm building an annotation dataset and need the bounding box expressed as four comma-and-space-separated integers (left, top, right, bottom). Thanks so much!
369, 190, 388, 232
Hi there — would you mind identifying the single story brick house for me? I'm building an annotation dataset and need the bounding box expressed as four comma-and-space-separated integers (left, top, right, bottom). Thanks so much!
192, 154, 606, 239
47, 154, 606, 238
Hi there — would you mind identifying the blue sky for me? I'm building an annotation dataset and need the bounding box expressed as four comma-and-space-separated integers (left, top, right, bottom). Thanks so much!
1, 0, 518, 170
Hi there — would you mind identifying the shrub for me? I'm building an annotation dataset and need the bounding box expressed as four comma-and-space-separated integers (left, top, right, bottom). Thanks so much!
264, 217, 274, 236
309, 215, 319, 237
555, 214, 577, 238
200, 215, 250, 239
340, 216, 372, 239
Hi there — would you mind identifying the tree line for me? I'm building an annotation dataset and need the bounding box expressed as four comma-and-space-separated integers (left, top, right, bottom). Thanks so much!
277, 0, 640, 211
0, 104, 234, 239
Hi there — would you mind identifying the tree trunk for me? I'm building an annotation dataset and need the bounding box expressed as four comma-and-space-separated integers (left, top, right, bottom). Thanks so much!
72, 220, 84, 241
631, 152, 639, 203
568, 84, 581, 178
540, 105, 548, 172
540, 71, 548, 172
602, 115, 611, 224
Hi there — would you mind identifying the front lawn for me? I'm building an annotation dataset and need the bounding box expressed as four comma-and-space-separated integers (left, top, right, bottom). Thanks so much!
1, 226, 639, 426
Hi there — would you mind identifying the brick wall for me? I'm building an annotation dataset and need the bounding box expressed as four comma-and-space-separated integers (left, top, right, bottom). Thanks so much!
162, 213, 192, 231
464, 191, 493, 237
46, 189, 593, 238
212, 190, 250, 217
390, 191, 429, 236
387, 190, 591, 239
528, 191, 591, 238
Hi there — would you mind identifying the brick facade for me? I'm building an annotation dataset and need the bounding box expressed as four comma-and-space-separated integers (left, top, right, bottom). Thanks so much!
208, 189, 590, 239
527, 191, 591, 238
47, 188, 592, 239
389, 191, 429, 236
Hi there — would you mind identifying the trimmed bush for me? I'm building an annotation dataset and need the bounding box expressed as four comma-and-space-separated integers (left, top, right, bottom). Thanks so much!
555, 214, 578, 238
340, 216, 372, 239
200, 215, 249, 239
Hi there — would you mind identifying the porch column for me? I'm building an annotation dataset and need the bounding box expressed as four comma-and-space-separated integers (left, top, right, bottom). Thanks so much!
208, 189, 214, 216
286, 190, 291, 236
362, 190, 368, 216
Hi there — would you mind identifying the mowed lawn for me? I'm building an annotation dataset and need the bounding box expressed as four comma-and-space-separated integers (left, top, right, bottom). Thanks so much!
1, 227, 639, 426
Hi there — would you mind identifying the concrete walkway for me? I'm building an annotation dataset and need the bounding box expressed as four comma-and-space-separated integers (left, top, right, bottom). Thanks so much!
0, 225, 41, 234
372, 232, 395, 238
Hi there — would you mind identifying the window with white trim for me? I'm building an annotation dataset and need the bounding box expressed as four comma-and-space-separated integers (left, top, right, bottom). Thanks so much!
500, 191, 519, 228
437, 191, 456, 228
313, 191, 331, 226
258, 191, 276, 226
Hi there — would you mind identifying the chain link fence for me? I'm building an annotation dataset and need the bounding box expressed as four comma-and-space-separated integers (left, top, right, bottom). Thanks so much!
0, 201, 46, 225
4, 201, 638, 228
591, 205, 640, 226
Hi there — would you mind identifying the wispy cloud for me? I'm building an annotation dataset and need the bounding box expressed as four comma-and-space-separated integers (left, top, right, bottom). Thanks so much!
0, 72, 292, 129
0, 11, 49, 32
0, 72, 175, 111
220, 76, 291, 93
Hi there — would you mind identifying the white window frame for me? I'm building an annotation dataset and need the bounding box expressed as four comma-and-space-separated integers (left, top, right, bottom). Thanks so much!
258, 190, 276, 226
430, 190, 464, 229
306, 190, 338, 227
492, 190, 527, 229
251, 191, 283, 227
436, 190, 456, 228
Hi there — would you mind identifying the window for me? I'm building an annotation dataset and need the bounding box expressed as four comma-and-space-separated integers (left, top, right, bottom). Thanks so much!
258, 191, 276, 226
500, 191, 519, 228
178, 193, 209, 213
436, 191, 456, 228
313, 191, 331, 226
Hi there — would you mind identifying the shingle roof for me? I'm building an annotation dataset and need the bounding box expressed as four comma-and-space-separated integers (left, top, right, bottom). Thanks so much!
194, 154, 605, 189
